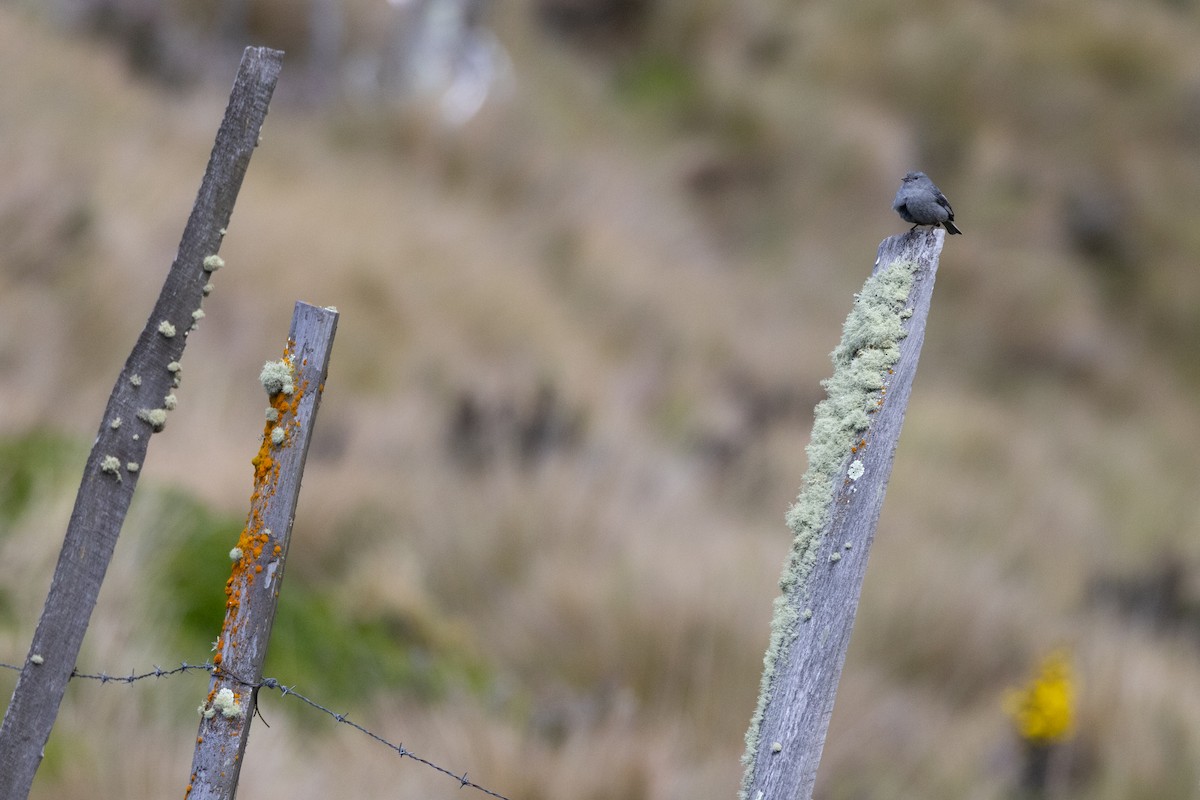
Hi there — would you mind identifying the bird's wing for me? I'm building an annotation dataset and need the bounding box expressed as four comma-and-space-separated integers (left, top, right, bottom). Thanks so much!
935, 192, 955, 219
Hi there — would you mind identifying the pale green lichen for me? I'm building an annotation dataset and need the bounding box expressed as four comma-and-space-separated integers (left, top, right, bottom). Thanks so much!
130, 374, 142, 387
829, 551, 842, 563
192, 309, 205, 321
229, 547, 243, 561
848, 458, 865, 481
271, 426, 285, 446
212, 687, 242, 719
126, 462, 140, 473
265, 407, 280, 423
137, 408, 168, 432
158, 320, 176, 338
100, 455, 121, 476
259, 359, 294, 396
164, 394, 178, 411
29, 654, 44, 666
202, 282, 215, 296
110, 417, 121, 430
203, 254, 224, 272
167, 361, 182, 373
740, 258, 919, 797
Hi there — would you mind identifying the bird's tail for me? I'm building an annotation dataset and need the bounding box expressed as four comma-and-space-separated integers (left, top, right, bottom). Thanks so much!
943, 220, 962, 235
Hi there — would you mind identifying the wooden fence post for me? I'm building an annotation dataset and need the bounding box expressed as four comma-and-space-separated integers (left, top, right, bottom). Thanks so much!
186, 302, 338, 800
0, 47, 283, 800
739, 229, 945, 800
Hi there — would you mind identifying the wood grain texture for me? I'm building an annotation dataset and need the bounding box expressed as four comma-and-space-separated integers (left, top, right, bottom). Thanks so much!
187, 302, 338, 800
0, 47, 283, 800
741, 228, 945, 800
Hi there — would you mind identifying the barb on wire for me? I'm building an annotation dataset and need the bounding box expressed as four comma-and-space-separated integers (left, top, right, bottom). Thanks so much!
0, 659, 512, 800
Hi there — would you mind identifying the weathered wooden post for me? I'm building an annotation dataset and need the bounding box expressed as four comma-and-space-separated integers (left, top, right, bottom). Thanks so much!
186, 302, 338, 800
0, 47, 283, 800
740, 229, 946, 800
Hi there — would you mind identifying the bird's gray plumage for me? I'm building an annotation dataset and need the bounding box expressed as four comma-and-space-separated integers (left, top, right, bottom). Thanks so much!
893, 171, 961, 235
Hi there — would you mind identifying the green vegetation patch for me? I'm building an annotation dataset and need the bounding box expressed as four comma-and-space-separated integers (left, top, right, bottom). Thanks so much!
151, 489, 486, 709
266, 591, 489, 712
0, 429, 82, 527
614, 52, 703, 121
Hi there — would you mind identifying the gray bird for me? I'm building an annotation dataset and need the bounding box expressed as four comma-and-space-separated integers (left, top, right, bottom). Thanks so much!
893, 171, 962, 235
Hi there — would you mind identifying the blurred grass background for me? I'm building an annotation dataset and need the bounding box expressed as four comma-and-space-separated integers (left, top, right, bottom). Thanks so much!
2, 0, 1200, 797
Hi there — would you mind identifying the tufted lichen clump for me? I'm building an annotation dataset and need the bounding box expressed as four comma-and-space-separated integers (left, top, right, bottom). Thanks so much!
198, 687, 242, 720
740, 258, 919, 797
137, 407, 168, 432
212, 687, 242, 719
259, 358, 294, 396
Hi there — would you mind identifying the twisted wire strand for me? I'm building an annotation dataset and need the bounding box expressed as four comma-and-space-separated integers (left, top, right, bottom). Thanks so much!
0, 659, 511, 799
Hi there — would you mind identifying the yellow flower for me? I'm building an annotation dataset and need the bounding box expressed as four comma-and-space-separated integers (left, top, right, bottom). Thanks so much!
1004, 649, 1074, 744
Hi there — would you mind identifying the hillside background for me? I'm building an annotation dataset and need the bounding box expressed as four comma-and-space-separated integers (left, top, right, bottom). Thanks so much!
3, 1, 1200, 797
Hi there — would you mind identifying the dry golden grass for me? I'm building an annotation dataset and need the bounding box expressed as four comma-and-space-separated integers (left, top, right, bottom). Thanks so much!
5, 1, 1200, 797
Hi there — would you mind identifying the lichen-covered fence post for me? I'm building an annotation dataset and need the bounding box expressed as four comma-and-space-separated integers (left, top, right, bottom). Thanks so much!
186, 302, 338, 800
0, 47, 283, 800
740, 229, 946, 800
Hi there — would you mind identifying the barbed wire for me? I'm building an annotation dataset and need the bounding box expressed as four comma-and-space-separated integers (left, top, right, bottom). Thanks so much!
0, 658, 511, 800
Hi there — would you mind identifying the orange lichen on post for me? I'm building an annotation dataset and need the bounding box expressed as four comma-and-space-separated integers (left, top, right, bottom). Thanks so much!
210, 341, 305, 685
